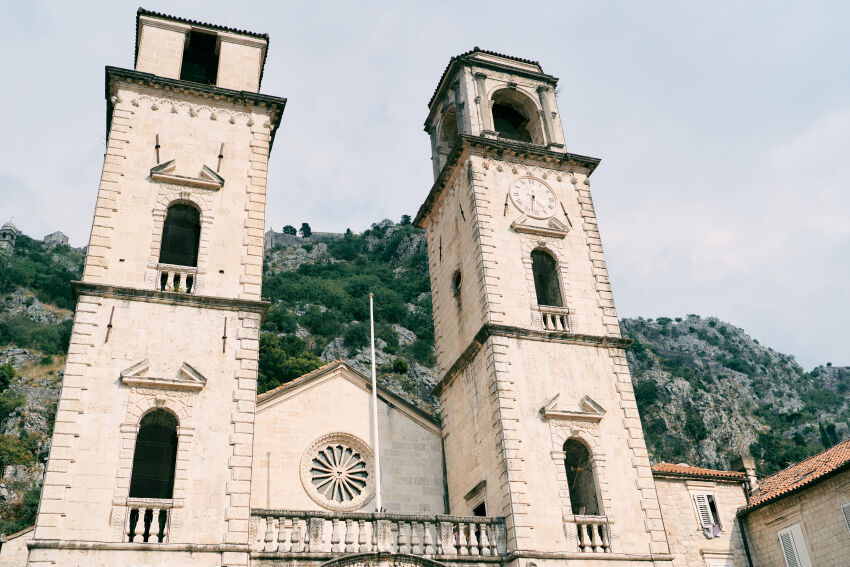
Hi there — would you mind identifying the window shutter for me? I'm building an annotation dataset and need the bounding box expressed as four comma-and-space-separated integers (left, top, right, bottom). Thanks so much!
843, 502, 850, 534
777, 524, 812, 567
693, 493, 715, 529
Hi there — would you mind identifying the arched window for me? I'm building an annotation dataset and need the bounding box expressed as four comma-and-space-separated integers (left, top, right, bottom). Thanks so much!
490, 89, 543, 145
158, 204, 201, 267
531, 250, 562, 307
439, 106, 459, 150
129, 410, 178, 499
564, 439, 601, 516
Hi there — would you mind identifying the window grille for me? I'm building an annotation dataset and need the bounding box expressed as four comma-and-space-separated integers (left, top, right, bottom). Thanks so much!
531, 250, 563, 307
777, 524, 812, 567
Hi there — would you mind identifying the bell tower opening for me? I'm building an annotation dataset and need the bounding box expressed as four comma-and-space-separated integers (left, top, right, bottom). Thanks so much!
531, 249, 562, 307
129, 410, 179, 500
180, 30, 219, 85
159, 203, 201, 267
563, 439, 601, 516
491, 88, 542, 145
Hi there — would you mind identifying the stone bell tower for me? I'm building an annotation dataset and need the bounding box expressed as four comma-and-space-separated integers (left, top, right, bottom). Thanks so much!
415, 49, 672, 566
28, 9, 284, 567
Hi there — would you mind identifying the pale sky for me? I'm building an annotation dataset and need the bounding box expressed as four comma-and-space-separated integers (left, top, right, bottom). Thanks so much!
1, 1, 848, 368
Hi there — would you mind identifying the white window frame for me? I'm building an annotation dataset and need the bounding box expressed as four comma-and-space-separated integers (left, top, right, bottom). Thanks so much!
777, 523, 812, 567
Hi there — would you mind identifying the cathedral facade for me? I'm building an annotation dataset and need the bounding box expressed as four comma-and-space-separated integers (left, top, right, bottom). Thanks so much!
18, 9, 759, 567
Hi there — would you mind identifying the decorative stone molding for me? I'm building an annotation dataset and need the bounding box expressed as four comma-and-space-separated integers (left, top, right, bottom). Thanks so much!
129, 94, 254, 126
547, 417, 619, 553
300, 433, 376, 512
110, 387, 198, 542
145, 184, 215, 294
510, 215, 570, 239
150, 159, 225, 190
119, 359, 207, 391
541, 394, 605, 422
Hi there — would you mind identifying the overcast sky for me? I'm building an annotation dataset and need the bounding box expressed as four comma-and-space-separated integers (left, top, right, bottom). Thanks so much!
0, 1, 847, 368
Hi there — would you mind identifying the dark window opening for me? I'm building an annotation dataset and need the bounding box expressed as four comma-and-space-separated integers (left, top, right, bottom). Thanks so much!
452, 270, 462, 297
473, 502, 487, 517
707, 495, 721, 529
129, 410, 179, 500
440, 107, 459, 149
492, 103, 532, 143
531, 250, 562, 307
180, 30, 219, 85
564, 439, 600, 516
159, 204, 201, 267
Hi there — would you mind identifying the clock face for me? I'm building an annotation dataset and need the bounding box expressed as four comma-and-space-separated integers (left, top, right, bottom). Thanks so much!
510, 177, 557, 219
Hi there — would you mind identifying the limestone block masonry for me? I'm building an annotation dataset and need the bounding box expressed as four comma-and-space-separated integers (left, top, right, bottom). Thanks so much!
26, 10, 285, 567
417, 50, 673, 566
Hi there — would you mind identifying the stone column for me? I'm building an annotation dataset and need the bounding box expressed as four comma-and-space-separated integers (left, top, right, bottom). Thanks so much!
452, 81, 466, 135
474, 73, 495, 137
537, 85, 563, 149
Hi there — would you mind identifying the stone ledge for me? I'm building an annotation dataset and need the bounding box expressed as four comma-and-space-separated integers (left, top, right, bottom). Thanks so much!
72, 281, 269, 314
28, 540, 249, 552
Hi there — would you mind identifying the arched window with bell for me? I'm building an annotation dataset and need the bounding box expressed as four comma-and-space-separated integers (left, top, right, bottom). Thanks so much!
563, 438, 602, 516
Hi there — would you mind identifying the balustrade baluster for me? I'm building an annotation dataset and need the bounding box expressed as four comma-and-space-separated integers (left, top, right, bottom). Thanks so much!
398, 521, 410, 553
457, 521, 468, 555
358, 519, 369, 552
330, 518, 341, 552
423, 521, 435, 555
601, 524, 610, 552
576, 524, 587, 552
264, 517, 277, 552
291, 518, 303, 552
345, 519, 356, 552
468, 522, 479, 556
592, 522, 603, 553
411, 521, 422, 554
303, 518, 311, 552
275, 516, 288, 552
478, 522, 490, 556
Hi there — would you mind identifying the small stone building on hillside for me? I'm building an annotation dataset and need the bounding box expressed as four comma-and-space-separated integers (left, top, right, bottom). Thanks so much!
738, 438, 850, 567
0, 222, 17, 254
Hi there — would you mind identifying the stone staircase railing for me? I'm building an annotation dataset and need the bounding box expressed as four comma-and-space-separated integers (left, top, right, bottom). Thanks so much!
250, 510, 506, 558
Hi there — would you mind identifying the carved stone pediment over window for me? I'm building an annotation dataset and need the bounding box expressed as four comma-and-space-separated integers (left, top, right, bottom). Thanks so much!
150, 159, 224, 190
541, 394, 605, 422
511, 214, 570, 238
120, 359, 207, 391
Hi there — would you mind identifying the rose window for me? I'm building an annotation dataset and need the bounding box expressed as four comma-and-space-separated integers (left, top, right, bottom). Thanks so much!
301, 433, 375, 511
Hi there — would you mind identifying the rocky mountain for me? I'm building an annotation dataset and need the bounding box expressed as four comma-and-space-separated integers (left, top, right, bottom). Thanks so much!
0, 221, 846, 533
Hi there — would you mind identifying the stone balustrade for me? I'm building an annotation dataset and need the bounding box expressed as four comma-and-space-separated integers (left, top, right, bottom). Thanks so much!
157, 264, 197, 294
251, 510, 506, 558
125, 498, 172, 543
571, 515, 611, 553
539, 306, 570, 331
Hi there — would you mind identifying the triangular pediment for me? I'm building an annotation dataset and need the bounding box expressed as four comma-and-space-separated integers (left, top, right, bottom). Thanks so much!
541, 393, 605, 422
150, 159, 224, 190
120, 360, 206, 391
510, 214, 570, 239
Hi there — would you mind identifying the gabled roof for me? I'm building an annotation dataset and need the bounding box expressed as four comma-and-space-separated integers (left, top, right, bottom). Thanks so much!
740, 438, 850, 514
257, 360, 440, 430
652, 462, 747, 481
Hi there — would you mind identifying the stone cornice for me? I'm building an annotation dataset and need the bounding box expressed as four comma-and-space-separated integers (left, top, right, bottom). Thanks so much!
414, 135, 601, 228
105, 66, 286, 148
72, 281, 270, 315
433, 323, 631, 396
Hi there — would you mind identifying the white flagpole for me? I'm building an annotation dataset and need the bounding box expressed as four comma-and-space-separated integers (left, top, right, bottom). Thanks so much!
369, 293, 382, 512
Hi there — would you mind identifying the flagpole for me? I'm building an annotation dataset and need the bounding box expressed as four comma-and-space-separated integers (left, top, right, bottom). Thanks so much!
369, 293, 382, 512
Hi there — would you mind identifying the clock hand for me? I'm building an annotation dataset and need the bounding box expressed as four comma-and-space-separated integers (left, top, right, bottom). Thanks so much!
531, 194, 536, 214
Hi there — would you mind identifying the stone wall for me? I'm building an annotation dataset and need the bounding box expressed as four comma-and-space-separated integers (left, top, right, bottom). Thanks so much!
743, 469, 850, 567
653, 476, 749, 567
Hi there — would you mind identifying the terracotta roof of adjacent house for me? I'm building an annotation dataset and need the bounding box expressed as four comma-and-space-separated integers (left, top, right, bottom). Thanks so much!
740, 438, 850, 514
428, 47, 549, 109
652, 462, 747, 481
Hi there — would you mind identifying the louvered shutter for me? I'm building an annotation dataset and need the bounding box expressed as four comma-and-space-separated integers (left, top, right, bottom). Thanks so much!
777, 524, 812, 567
693, 493, 715, 529
843, 502, 850, 533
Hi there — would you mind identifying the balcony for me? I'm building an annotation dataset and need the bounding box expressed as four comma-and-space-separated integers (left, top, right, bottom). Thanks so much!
570, 515, 611, 553
156, 264, 197, 294
250, 510, 506, 560
125, 498, 172, 543
538, 305, 570, 332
